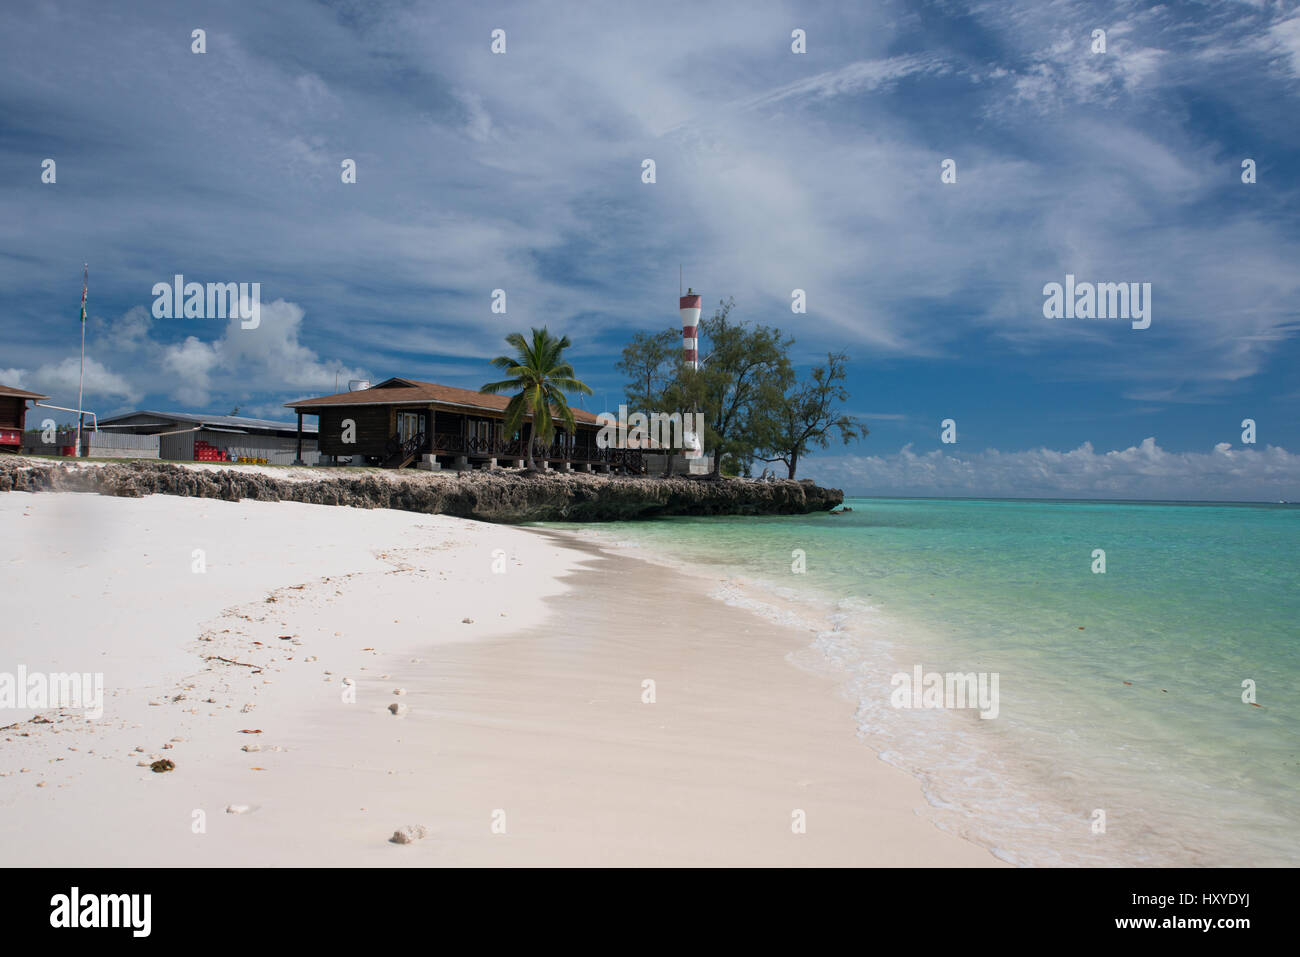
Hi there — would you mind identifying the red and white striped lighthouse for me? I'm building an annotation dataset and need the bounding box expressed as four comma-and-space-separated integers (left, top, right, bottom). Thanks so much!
680, 288, 702, 370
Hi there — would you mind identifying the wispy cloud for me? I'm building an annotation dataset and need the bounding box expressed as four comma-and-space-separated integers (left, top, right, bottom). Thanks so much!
731, 54, 952, 112
1263, 14, 1300, 78
1, 0, 1297, 468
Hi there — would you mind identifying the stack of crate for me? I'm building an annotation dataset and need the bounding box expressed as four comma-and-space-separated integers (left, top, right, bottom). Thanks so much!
193, 439, 228, 462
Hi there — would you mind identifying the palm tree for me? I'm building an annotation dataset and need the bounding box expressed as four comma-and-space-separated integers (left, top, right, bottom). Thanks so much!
481, 327, 593, 471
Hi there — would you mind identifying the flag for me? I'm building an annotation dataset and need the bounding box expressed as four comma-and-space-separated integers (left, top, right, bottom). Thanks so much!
79, 265, 87, 323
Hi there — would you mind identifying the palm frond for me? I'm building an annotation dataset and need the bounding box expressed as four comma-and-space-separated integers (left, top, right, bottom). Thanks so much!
548, 377, 593, 395
501, 391, 529, 436
479, 378, 526, 395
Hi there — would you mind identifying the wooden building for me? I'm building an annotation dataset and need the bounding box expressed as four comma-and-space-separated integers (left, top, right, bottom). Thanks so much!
0, 383, 49, 453
286, 377, 642, 472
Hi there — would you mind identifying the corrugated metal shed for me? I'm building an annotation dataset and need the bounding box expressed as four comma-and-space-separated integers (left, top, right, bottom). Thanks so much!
98, 410, 318, 435
95, 410, 319, 465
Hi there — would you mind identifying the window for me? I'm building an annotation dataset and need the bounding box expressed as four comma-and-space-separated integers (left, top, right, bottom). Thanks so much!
397, 411, 423, 442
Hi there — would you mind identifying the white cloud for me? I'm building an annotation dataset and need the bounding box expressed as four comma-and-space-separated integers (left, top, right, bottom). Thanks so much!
161, 336, 221, 406
214, 298, 367, 392
732, 54, 950, 112
812, 438, 1300, 501
15, 356, 140, 407
0, 367, 27, 389
1004, 32, 1166, 112
9, 300, 365, 416
295, 72, 334, 106
453, 88, 494, 143
1265, 15, 1300, 77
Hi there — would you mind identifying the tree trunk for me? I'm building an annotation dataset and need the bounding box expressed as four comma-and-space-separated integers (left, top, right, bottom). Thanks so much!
787, 453, 798, 480
525, 419, 536, 470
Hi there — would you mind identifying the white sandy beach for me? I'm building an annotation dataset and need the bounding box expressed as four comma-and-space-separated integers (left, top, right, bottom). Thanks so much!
0, 488, 997, 866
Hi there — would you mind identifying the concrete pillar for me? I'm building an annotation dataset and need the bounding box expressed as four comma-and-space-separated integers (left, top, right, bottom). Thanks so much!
579, 463, 593, 473
509, 458, 525, 468
480, 458, 496, 470
417, 454, 440, 471
454, 455, 469, 470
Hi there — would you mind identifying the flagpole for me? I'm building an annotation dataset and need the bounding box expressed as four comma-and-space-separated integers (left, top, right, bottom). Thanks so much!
76, 263, 87, 458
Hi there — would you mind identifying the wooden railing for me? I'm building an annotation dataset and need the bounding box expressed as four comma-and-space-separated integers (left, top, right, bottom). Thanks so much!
384, 431, 426, 469
397, 432, 645, 471
434, 432, 465, 454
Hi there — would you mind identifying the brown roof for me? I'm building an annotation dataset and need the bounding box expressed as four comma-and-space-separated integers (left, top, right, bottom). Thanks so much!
286, 377, 601, 425
0, 383, 49, 400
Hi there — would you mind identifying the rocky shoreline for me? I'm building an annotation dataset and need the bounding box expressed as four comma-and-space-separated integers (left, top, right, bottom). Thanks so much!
0, 457, 843, 523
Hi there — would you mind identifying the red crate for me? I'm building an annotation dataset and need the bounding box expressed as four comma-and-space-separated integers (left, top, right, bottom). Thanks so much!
193, 439, 228, 462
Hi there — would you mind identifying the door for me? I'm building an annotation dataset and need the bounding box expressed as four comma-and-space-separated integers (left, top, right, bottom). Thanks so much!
468, 418, 494, 453
397, 411, 425, 446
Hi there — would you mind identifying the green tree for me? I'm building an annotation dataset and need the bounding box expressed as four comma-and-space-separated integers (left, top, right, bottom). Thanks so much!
481, 327, 592, 471
658, 363, 711, 477
616, 329, 678, 413
697, 298, 793, 478
755, 352, 866, 479
617, 328, 701, 476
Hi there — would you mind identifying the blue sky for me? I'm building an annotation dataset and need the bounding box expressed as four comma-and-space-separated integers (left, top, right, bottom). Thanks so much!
2, 0, 1298, 499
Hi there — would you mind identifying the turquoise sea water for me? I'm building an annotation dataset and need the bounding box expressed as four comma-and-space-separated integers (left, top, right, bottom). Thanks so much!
567, 497, 1300, 866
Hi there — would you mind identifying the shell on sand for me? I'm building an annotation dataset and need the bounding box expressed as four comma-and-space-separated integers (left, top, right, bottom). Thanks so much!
390, 824, 431, 844
388, 702, 408, 715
